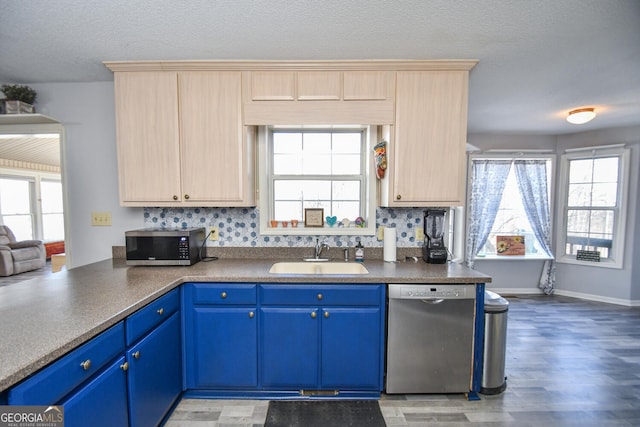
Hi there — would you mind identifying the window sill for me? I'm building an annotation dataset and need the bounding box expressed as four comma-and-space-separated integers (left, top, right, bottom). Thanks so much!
261, 226, 375, 236
473, 254, 554, 261
556, 255, 622, 269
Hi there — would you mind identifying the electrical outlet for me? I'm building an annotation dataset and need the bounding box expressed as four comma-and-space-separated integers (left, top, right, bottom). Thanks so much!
415, 227, 424, 242
209, 226, 219, 241
377, 226, 385, 241
91, 211, 112, 226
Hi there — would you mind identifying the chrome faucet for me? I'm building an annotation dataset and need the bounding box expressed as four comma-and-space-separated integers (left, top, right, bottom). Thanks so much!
314, 238, 329, 259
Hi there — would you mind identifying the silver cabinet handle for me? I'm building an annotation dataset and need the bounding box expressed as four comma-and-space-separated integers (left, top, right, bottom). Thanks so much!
80, 359, 91, 371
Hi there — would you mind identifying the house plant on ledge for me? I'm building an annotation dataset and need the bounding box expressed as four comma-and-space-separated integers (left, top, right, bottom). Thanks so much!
0, 84, 37, 114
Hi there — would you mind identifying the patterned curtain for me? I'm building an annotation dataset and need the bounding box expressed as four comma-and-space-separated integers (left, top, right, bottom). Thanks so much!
465, 160, 511, 268
513, 160, 555, 295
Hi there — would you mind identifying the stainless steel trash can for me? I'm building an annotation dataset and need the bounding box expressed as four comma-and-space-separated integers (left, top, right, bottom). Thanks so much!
481, 290, 509, 395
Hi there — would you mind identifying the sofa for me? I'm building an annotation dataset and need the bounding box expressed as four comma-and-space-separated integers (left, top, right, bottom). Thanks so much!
0, 225, 46, 276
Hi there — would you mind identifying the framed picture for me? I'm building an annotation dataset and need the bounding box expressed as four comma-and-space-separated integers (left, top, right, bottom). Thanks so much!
304, 208, 324, 227
496, 235, 525, 256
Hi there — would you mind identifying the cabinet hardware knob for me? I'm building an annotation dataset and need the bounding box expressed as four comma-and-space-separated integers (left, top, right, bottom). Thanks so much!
317, 293, 323, 300
184, 194, 190, 200
221, 291, 227, 299
173, 195, 178, 200
132, 351, 140, 359
249, 311, 255, 318
120, 362, 129, 371
80, 359, 91, 371
324, 311, 329, 318
310, 311, 317, 319
156, 308, 164, 315
396, 195, 402, 200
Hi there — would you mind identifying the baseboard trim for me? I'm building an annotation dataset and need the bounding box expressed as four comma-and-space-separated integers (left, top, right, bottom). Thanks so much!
485, 287, 639, 307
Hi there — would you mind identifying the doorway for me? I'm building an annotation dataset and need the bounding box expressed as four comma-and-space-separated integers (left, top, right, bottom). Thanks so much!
0, 118, 68, 271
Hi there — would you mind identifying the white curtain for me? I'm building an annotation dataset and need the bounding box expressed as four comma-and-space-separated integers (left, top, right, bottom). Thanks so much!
465, 160, 511, 268
514, 160, 555, 294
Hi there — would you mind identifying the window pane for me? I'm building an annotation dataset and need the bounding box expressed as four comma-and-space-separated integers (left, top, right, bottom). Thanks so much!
273, 154, 302, 174
275, 180, 331, 201
332, 133, 361, 153
303, 133, 331, 152
332, 181, 360, 201
332, 201, 360, 219
592, 157, 618, 182
41, 180, 63, 213
274, 201, 302, 220
302, 154, 331, 175
273, 133, 302, 153
568, 183, 593, 206
569, 159, 594, 183
590, 183, 617, 207
0, 178, 31, 214
332, 154, 360, 174
43, 213, 65, 241
2, 215, 33, 240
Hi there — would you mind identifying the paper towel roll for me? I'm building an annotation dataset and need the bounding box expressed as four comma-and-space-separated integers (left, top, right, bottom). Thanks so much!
383, 227, 397, 262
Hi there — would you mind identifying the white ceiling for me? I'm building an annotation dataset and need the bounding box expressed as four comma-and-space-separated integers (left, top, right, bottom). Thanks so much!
0, 0, 639, 135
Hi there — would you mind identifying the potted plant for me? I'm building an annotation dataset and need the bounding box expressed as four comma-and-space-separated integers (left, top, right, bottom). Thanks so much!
1, 84, 37, 114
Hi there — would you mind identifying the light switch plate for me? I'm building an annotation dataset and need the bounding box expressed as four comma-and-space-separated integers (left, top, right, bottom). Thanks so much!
377, 226, 385, 241
415, 227, 424, 242
91, 211, 112, 226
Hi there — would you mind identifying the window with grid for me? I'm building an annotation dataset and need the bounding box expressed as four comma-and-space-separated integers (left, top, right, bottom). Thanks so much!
269, 129, 366, 222
557, 146, 629, 268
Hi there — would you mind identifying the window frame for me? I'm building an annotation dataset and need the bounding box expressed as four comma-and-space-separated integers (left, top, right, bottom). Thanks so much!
258, 125, 377, 236
0, 169, 63, 242
467, 152, 556, 261
555, 145, 630, 269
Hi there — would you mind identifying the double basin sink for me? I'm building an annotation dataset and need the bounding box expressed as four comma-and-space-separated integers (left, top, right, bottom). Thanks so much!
269, 260, 369, 275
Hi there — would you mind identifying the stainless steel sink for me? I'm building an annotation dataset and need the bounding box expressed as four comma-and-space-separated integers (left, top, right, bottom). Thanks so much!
268, 262, 369, 275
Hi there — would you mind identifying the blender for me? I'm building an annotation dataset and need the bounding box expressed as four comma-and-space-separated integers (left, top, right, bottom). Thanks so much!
422, 209, 448, 264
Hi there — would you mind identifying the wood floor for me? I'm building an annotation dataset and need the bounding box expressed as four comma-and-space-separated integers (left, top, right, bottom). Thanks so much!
165, 295, 640, 426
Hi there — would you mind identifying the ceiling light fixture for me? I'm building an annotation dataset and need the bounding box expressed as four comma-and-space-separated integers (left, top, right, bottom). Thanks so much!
567, 108, 596, 124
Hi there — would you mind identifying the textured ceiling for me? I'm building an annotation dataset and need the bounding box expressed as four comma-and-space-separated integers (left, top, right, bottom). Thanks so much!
0, 0, 639, 135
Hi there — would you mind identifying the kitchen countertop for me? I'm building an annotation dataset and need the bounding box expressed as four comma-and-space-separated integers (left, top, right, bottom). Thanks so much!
0, 257, 490, 392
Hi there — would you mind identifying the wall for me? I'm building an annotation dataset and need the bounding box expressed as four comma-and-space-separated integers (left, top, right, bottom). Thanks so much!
31, 82, 143, 268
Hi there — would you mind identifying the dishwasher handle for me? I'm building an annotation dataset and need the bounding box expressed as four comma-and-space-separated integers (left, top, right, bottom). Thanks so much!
421, 298, 445, 304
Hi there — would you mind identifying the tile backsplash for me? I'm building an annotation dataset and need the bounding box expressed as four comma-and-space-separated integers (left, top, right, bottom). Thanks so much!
143, 207, 426, 247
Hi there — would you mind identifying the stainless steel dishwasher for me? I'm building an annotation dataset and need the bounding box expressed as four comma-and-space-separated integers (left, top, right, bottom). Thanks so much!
386, 284, 476, 394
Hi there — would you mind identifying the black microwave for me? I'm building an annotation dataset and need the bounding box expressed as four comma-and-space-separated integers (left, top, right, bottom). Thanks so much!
125, 227, 206, 266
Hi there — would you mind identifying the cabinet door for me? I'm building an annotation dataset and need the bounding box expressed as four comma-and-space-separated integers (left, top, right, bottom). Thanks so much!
114, 72, 182, 204
321, 307, 383, 390
127, 312, 182, 427
260, 307, 319, 388
343, 71, 390, 100
60, 357, 129, 427
297, 71, 341, 100
249, 71, 295, 100
391, 71, 468, 205
179, 71, 252, 205
186, 307, 258, 388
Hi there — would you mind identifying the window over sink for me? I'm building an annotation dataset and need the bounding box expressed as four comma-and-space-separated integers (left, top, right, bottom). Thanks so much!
258, 126, 376, 236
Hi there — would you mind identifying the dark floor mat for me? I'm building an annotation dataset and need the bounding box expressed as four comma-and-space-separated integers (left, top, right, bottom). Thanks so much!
265, 400, 386, 427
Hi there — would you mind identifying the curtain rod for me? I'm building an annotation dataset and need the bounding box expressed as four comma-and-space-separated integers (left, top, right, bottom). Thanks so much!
564, 143, 625, 153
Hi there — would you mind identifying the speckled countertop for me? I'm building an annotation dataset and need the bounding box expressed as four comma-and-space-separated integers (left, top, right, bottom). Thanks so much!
0, 256, 490, 391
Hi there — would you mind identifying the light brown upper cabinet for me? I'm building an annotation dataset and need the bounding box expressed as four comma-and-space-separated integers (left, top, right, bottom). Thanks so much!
113, 71, 254, 207
380, 70, 470, 207
242, 70, 396, 125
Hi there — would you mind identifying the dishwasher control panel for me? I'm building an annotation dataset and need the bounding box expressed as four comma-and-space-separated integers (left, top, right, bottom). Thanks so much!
388, 284, 476, 300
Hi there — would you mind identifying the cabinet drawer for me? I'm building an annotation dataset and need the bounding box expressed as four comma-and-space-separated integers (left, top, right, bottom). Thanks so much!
126, 288, 180, 346
260, 284, 383, 306
8, 322, 125, 405
187, 283, 257, 305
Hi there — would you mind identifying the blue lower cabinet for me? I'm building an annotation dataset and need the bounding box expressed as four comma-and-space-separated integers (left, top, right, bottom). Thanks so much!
185, 307, 258, 388
59, 356, 129, 427
260, 307, 320, 388
127, 311, 182, 427
321, 307, 383, 390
